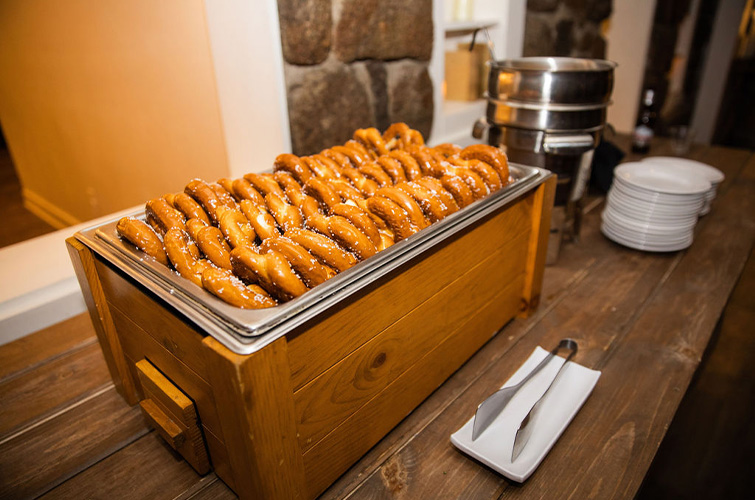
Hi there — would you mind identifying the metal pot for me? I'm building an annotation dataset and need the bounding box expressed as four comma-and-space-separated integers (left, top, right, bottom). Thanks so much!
487, 57, 616, 105
485, 96, 609, 132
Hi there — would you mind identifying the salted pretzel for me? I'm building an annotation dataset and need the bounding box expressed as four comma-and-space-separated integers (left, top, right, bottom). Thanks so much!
304, 154, 341, 180
387, 150, 423, 180
201, 267, 277, 309
185, 179, 225, 224
330, 203, 382, 249
374, 186, 429, 230
285, 228, 358, 273
432, 143, 463, 158
273, 154, 313, 184
304, 177, 341, 212
231, 178, 266, 205
185, 217, 209, 242
327, 215, 378, 261
404, 145, 446, 178
398, 181, 451, 223
383, 122, 425, 150
366, 195, 417, 241
376, 156, 408, 184
330, 144, 369, 167
320, 149, 353, 171
231, 246, 309, 301
340, 167, 379, 196
164, 227, 212, 287
116, 217, 169, 266
146, 198, 186, 235
239, 199, 280, 240
260, 237, 337, 288
244, 172, 286, 198
218, 209, 255, 249
353, 128, 389, 156
414, 176, 459, 214
196, 226, 232, 270
440, 174, 475, 208
265, 192, 303, 231
448, 158, 503, 192
459, 144, 510, 182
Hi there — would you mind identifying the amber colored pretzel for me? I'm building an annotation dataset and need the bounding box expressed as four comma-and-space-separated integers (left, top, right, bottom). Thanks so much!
116, 217, 169, 266
201, 267, 277, 309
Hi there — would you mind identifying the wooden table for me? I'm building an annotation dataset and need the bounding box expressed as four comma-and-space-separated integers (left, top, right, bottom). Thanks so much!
1, 137, 754, 499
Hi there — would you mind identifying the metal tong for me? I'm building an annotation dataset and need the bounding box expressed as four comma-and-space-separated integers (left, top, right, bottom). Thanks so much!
471, 339, 578, 443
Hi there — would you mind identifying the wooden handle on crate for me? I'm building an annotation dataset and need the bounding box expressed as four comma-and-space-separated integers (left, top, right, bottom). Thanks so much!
139, 398, 186, 449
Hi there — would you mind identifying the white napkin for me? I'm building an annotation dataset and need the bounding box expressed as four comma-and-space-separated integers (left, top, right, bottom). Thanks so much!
451, 346, 601, 482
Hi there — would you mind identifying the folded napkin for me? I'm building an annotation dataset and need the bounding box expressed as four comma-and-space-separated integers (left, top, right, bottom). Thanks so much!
451, 346, 601, 482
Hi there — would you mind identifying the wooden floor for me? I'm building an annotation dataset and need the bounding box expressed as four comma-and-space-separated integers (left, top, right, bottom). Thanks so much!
0, 138, 753, 498
0, 145, 56, 248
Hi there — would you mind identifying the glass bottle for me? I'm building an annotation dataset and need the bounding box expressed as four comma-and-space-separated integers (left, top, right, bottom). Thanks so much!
632, 89, 656, 154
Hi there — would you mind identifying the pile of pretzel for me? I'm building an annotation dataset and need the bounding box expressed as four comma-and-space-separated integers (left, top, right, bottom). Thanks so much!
116, 123, 510, 309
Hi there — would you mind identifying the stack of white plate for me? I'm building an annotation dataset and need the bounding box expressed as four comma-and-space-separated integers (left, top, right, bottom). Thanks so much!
641, 157, 725, 215
601, 161, 712, 252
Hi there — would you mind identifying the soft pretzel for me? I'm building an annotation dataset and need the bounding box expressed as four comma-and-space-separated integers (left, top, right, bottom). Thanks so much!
285, 228, 358, 272
202, 267, 277, 309
327, 178, 366, 205
459, 144, 510, 182
366, 195, 417, 241
451, 167, 489, 200
404, 145, 445, 177
330, 203, 382, 249
432, 143, 462, 158
265, 192, 303, 231
185, 217, 209, 242
327, 215, 378, 261
341, 167, 379, 196
218, 209, 255, 248
196, 226, 232, 270
331, 144, 369, 167
354, 128, 389, 156
320, 149, 353, 171
304, 177, 341, 212
273, 154, 312, 184
216, 178, 238, 200
387, 150, 423, 180
398, 182, 450, 223
376, 156, 408, 184
244, 172, 286, 198
239, 199, 280, 240
440, 174, 475, 208
359, 163, 393, 188
231, 246, 309, 301
164, 227, 211, 287
146, 198, 186, 236
345, 140, 377, 161
260, 237, 336, 287
305, 154, 341, 179
449, 158, 503, 192
230, 178, 265, 206
273, 171, 302, 195
374, 186, 429, 230
185, 179, 224, 224
414, 176, 459, 215
383, 122, 424, 149
116, 217, 169, 266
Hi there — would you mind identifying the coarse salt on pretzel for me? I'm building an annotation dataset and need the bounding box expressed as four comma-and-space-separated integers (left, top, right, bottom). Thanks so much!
116, 217, 169, 266
327, 215, 377, 261
146, 198, 186, 235
185, 179, 224, 224
185, 217, 209, 242
304, 177, 341, 212
366, 195, 417, 241
265, 192, 303, 231
231, 246, 309, 301
196, 225, 232, 270
359, 163, 393, 188
285, 228, 358, 272
376, 156, 408, 184
260, 236, 337, 287
231, 178, 266, 205
388, 150, 423, 180
398, 181, 450, 223
374, 186, 429, 230
164, 227, 211, 287
341, 166, 379, 196
239, 199, 280, 240
218, 209, 255, 248
330, 203, 382, 249
202, 267, 276, 309
432, 143, 463, 158
449, 158, 503, 192
459, 144, 510, 182
414, 176, 459, 214
354, 127, 389, 156
440, 174, 475, 208
273, 153, 313, 184
244, 172, 286, 198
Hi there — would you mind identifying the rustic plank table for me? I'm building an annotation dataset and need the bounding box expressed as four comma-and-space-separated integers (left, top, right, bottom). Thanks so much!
1, 137, 753, 499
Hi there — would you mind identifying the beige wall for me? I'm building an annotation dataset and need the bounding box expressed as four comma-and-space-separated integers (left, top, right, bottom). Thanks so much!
0, 0, 230, 226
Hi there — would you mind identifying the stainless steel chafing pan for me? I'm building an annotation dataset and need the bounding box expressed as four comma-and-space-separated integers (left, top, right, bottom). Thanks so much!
75, 163, 548, 354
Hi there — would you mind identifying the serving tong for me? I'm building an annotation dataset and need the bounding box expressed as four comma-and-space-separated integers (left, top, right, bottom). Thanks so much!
471, 339, 578, 459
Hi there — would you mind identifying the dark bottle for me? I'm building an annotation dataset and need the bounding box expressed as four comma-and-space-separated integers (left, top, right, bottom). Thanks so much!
631, 89, 656, 154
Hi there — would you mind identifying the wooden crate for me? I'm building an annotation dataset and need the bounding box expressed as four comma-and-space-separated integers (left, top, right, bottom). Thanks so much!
66, 176, 555, 499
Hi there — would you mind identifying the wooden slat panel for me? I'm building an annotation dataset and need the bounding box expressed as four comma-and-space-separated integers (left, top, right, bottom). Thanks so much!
0, 313, 95, 382
0, 386, 148, 499
0, 341, 111, 438
294, 231, 529, 452
287, 197, 534, 390
302, 275, 525, 498
110, 306, 222, 436
38, 434, 204, 500
521, 175, 556, 314
94, 258, 209, 378
66, 238, 139, 404
202, 426, 234, 492
203, 337, 306, 500
136, 359, 196, 424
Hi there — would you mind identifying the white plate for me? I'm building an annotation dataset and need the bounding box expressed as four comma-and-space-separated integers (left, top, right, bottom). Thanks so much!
450, 347, 601, 483
601, 221, 693, 246
606, 195, 699, 225
614, 162, 711, 195
602, 206, 698, 234
609, 185, 704, 212
641, 156, 725, 184
613, 178, 707, 205
601, 223, 693, 251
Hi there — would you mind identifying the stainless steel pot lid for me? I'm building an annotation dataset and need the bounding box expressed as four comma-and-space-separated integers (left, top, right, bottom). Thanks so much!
485, 100, 607, 132
487, 57, 617, 105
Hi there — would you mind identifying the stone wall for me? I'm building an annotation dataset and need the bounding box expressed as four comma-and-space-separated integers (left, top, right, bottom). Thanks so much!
277, 0, 434, 155
523, 0, 612, 59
